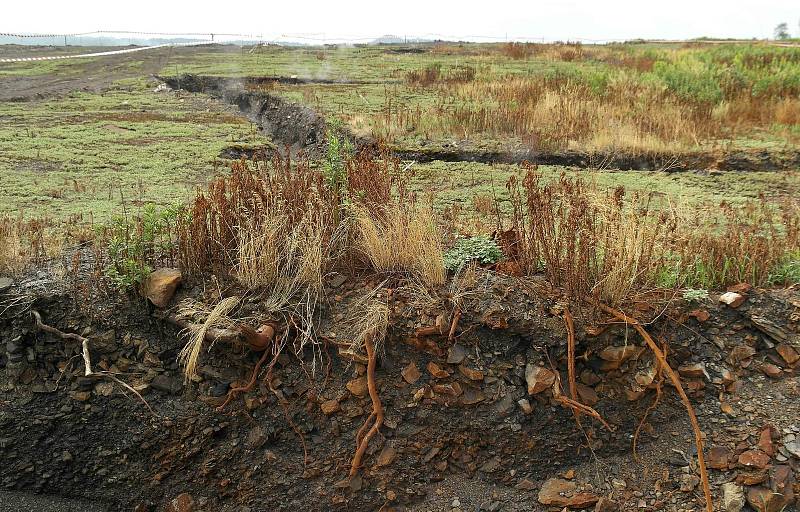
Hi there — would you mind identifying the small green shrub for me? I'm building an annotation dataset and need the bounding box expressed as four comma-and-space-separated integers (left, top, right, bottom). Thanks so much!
103, 205, 181, 290
444, 236, 503, 272
768, 252, 800, 285
682, 288, 710, 302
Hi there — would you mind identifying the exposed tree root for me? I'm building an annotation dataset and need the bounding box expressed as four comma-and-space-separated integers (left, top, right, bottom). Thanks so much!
349, 332, 383, 476
633, 352, 665, 460
596, 302, 712, 512
216, 347, 272, 412
31, 310, 156, 416
563, 308, 578, 402
447, 307, 462, 341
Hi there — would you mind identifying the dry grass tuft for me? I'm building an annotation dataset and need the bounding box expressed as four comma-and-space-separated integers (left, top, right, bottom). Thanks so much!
177, 296, 241, 382
353, 204, 445, 286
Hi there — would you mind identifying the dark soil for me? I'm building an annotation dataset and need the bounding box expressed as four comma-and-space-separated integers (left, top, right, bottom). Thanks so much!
2, 263, 799, 511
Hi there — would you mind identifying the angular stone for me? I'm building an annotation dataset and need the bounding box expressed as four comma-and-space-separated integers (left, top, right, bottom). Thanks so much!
707, 446, 733, 469
776, 344, 799, 365
760, 363, 783, 379
433, 382, 463, 397
517, 398, 533, 414
525, 364, 555, 395
376, 443, 396, 467
575, 383, 599, 406
747, 487, 786, 512
594, 497, 619, 512
427, 361, 449, 379
739, 449, 771, 469
516, 478, 536, 490
143, 268, 182, 308
538, 478, 598, 508
719, 291, 746, 308
458, 364, 484, 381
401, 362, 421, 384
320, 399, 340, 415
447, 343, 467, 364
678, 363, 708, 380
346, 376, 368, 397
151, 374, 183, 394
598, 345, 642, 370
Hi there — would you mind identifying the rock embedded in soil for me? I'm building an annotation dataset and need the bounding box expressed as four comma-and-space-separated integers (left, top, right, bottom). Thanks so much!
151, 375, 183, 394
719, 291, 746, 308
525, 364, 555, 395
707, 446, 733, 469
537, 477, 599, 508
0, 277, 13, 292
776, 344, 799, 365
458, 364, 484, 381
143, 268, 182, 308
320, 399, 340, 415
346, 376, 368, 397
738, 449, 771, 469
446, 343, 466, 364
427, 361, 449, 379
401, 362, 421, 384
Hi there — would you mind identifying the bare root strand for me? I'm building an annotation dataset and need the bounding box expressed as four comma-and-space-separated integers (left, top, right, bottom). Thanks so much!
349, 332, 384, 476
216, 347, 271, 412
564, 308, 578, 402
355, 411, 377, 450
448, 307, 462, 341
633, 339, 667, 460
555, 394, 613, 431
596, 302, 712, 512
31, 310, 157, 416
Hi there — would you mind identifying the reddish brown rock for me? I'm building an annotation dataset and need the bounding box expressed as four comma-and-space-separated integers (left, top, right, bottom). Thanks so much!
575, 383, 599, 406
727, 282, 752, 294
719, 291, 746, 308
143, 268, 182, 308
760, 363, 783, 379
525, 364, 555, 395
427, 361, 449, 379
320, 399, 340, 415
401, 362, 421, 384
346, 376, 368, 397
598, 345, 642, 370
776, 344, 799, 365
165, 493, 195, 512
689, 309, 710, 322
376, 444, 397, 467
678, 363, 708, 380
433, 382, 463, 397
458, 365, 484, 381
738, 449, 771, 469
537, 477, 599, 508
758, 426, 776, 457
707, 446, 733, 469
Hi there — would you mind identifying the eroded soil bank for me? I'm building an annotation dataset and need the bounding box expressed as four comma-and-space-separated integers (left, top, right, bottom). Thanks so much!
161, 74, 800, 173
1, 265, 799, 511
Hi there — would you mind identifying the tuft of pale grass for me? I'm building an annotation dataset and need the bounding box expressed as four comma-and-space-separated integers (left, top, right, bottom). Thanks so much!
178, 296, 240, 383
343, 284, 390, 354
353, 205, 445, 286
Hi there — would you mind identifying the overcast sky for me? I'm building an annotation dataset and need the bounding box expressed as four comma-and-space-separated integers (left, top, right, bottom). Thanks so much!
3, 0, 798, 42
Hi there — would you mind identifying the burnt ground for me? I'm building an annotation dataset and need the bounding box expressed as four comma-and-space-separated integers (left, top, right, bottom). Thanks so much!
1, 263, 799, 512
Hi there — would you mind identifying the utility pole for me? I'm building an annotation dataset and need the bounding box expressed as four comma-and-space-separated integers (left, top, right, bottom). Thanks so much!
64, 35, 67, 47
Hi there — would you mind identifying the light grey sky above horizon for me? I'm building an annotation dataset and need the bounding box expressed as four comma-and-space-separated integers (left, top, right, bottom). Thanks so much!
3, 0, 798, 42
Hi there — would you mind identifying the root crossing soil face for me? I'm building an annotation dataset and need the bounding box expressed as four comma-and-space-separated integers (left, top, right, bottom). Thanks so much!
1, 267, 800, 511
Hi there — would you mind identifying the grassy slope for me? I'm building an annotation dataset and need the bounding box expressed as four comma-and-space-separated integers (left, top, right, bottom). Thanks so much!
0, 78, 260, 221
